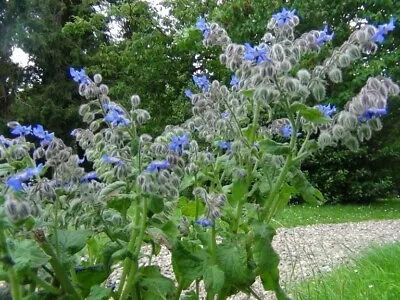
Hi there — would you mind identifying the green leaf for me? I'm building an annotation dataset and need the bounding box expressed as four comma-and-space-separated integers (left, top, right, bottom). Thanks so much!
241, 89, 254, 97
137, 266, 175, 300
148, 195, 165, 214
250, 222, 281, 292
172, 241, 206, 289
204, 265, 225, 294
259, 139, 290, 155
87, 285, 111, 300
49, 229, 91, 255
230, 179, 247, 205
291, 103, 330, 124
216, 240, 254, 293
180, 175, 195, 191
290, 170, 324, 205
107, 197, 132, 219
11, 240, 50, 272
75, 265, 108, 296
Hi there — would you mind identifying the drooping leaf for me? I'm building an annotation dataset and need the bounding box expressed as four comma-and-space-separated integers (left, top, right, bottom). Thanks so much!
259, 139, 290, 155
75, 265, 108, 297
291, 102, 330, 124
148, 195, 165, 214
87, 285, 111, 300
99, 181, 126, 200
171, 241, 206, 289
11, 240, 50, 272
49, 229, 91, 255
203, 264, 225, 294
290, 170, 324, 204
180, 175, 195, 191
137, 266, 175, 300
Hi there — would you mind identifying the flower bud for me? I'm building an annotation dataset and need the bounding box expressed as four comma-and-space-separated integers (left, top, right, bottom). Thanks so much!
283, 77, 300, 93
79, 104, 90, 116
33, 147, 46, 160
311, 81, 326, 102
130, 95, 141, 108
332, 124, 347, 140
136, 109, 151, 125
357, 124, 372, 141
279, 60, 292, 72
367, 118, 383, 131
328, 68, 343, 83
318, 131, 334, 149
99, 84, 109, 95
297, 69, 311, 85
83, 113, 95, 123
5, 198, 19, 222
93, 74, 102, 84
272, 44, 285, 61
346, 45, 361, 60
140, 134, 152, 144
219, 54, 227, 65
343, 135, 359, 152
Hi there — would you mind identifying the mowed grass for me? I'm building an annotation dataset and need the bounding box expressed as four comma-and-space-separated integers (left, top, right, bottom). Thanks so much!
272, 199, 400, 228
289, 242, 400, 300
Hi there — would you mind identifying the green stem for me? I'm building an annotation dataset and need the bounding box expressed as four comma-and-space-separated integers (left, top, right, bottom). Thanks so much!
210, 226, 217, 264
117, 199, 140, 296
35, 232, 83, 300
54, 196, 60, 256
174, 281, 184, 300
120, 197, 148, 300
0, 227, 23, 300
27, 270, 61, 295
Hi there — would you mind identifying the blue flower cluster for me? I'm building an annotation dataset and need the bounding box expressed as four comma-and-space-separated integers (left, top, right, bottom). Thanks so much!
317, 104, 337, 118
272, 8, 297, 27
373, 17, 396, 44
80, 171, 98, 183
230, 75, 239, 88
146, 160, 169, 172
69, 67, 88, 85
102, 155, 124, 166
316, 26, 334, 46
6, 164, 43, 192
169, 135, 189, 154
216, 141, 232, 151
195, 218, 213, 227
193, 75, 209, 92
196, 16, 210, 38
358, 108, 388, 121
11, 124, 55, 146
244, 43, 270, 65
103, 104, 130, 127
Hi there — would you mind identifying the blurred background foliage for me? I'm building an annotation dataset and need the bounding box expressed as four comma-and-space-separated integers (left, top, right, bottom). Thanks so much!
1, 0, 399, 203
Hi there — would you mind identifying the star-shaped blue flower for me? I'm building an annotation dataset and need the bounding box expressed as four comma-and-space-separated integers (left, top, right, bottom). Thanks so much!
316, 25, 335, 46
272, 8, 297, 27
196, 16, 211, 38
244, 43, 270, 65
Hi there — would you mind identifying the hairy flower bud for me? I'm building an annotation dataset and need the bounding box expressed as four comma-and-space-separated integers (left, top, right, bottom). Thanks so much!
328, 68, 343, 83
33, 147, 46, 160
332, 124, 347, 140
343, 135, 359, 152
367, 118, 383, 131
99, 84, 109, 95
140, 134, 152, 144
279, 60, 292, 72
346, 44, 361, 60
357, 124, 372, 141
297, 69, 311, 85
136, 109, 151, 125
283, 77, 300, 93
318, 131, 334, 149
93, 74, 102, 84
311, 81, 326, 102
130, 95, 141, 108
79, 104, 90, 116
272, 44, 285, 61
338, 112, 358, 130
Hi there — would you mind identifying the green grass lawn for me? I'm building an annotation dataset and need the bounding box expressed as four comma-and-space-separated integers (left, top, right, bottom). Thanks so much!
272, 199, 400, 228
288, 242, 400, 299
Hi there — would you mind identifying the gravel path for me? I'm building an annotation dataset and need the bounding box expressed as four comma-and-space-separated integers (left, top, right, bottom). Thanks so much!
109, 219, 400, 299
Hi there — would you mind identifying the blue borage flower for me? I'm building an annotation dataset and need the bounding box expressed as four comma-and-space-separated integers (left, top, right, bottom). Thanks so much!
146, 160, 169, 172
216, 140, 232, 151
243, 43, 271, 65
221, 112, 229, 118
358, 108, 388, 121
169, 135, 189, 154
11, 124, 32, 136
193, 75, 209, 92
6, 164, 44, 192
280, 124, 302, 138
103, 104, 130, 127
69, 67, 88, 85
316, 104, 337, 118
195, 218, 214, 227
0, 135, 11, 147
80, 172, 98, 183
77, 156, 85, 165
102, 154, 124, 166
316, 25, 334, 46
230, 75, 239, 88
33, 124, 55, 146
372, 17, 396, 44
196, 16, 211, 38
272, 7, 297, 27
184, 89, 193, 99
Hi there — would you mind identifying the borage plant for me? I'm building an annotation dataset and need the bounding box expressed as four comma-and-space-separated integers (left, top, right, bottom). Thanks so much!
0, 8, 398, 300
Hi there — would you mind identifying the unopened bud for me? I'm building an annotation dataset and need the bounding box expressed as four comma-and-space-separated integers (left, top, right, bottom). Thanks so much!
130, 95, 141, 108
93, 74, 102, 84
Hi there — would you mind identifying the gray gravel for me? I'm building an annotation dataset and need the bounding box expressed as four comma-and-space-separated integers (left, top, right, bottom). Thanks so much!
109, 219, 400, 299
